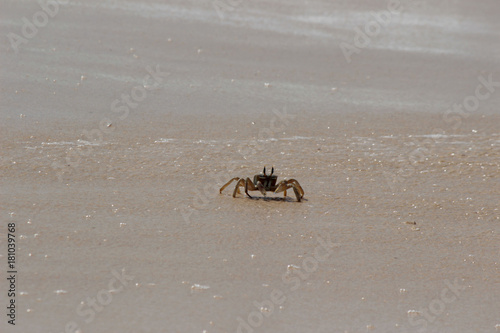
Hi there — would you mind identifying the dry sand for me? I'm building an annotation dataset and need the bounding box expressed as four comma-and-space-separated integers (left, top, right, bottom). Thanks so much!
1, 0, 499, 332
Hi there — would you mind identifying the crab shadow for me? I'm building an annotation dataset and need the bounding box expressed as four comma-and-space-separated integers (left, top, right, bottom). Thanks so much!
244, 196, 308, 202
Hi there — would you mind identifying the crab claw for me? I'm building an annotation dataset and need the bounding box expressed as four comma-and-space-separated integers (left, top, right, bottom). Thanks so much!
256, 182, 266, 196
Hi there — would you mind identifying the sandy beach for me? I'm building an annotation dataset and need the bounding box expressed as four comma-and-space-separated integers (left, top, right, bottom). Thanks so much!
1, 0, 499, 332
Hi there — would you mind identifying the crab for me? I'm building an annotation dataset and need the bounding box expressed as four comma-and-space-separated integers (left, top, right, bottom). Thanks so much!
219, 167, 304, 202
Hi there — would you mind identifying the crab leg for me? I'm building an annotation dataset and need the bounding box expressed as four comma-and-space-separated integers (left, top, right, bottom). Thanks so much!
232, 178, 245, 197
274, 179, 304, 202
276, 184, 301, 202
291, 185, 302, 202
286, 179, 304, 199
220, 177, 241, 194
244, 177, 261, 198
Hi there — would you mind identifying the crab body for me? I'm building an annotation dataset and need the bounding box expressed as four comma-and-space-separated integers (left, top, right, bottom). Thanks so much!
219, 167, 304, 202
253, 169, 278, 191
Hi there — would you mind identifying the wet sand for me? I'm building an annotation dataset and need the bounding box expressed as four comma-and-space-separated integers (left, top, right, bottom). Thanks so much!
1, 1, 499, 332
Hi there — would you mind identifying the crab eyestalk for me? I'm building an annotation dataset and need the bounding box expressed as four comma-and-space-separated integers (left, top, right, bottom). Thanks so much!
270, 166, 274, 176
263, 166, 266, 176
